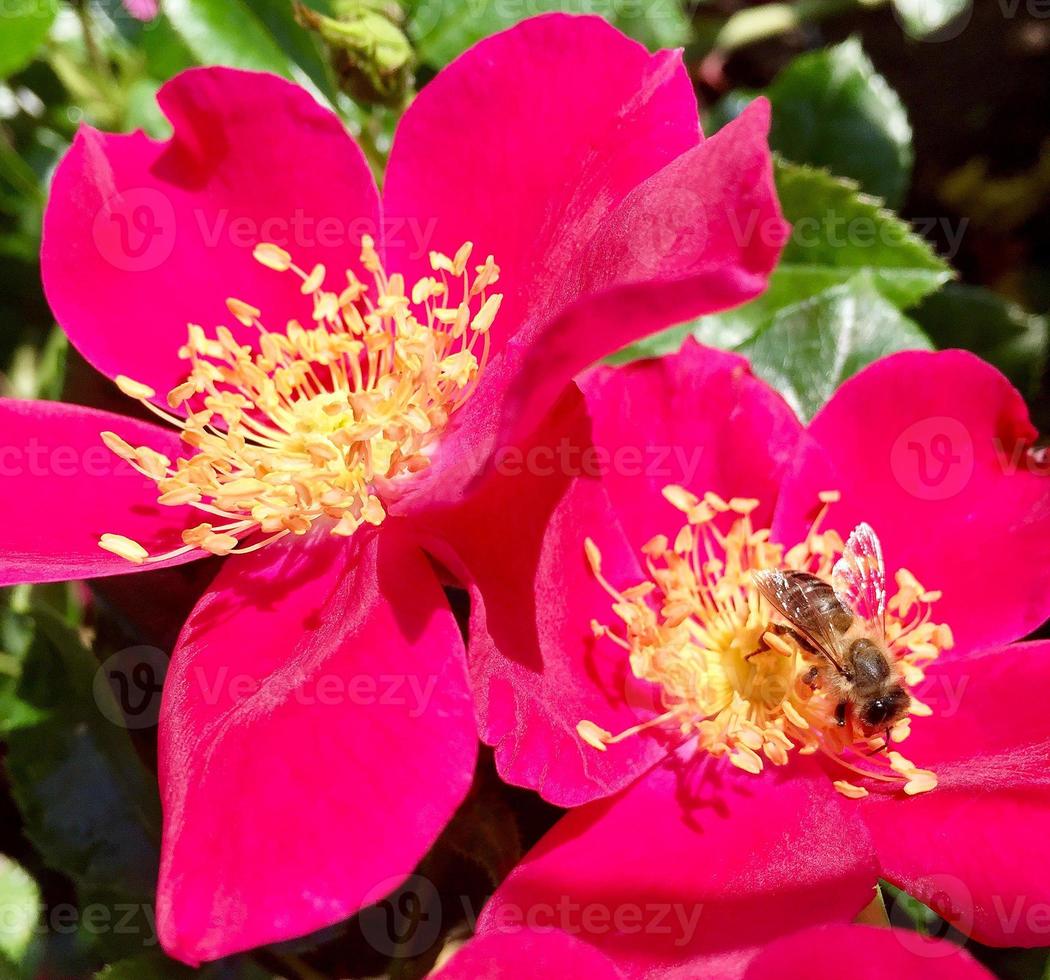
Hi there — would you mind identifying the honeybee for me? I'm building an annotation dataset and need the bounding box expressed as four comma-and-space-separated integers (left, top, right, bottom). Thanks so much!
753, 523, 910, 733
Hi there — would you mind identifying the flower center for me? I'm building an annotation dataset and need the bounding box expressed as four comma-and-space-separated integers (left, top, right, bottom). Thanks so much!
579, 488, 952, 798
99, 237, 501, 564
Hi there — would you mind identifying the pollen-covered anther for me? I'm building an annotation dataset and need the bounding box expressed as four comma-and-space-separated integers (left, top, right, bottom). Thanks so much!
580, 489, 952, 799
99, 533, 149, 564
100, 239, 502, 564
577, 720, 613, 752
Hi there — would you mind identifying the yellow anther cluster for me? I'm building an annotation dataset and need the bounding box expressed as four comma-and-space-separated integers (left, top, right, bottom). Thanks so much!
579, 489, 952, 797
99, 238, 502, 564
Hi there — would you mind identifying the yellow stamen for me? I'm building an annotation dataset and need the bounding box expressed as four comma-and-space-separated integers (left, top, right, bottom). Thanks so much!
252, 243, 292, 271
115, 376, 155, 401
580, 490, 952, 797
577, 720, 613, 752
101, 239, 502, 564
99, 533, 149, 564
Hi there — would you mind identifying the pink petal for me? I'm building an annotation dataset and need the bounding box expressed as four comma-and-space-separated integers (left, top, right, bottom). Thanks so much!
744, 924, 992, 980
122, 0, 158, 20
433, 929, 625, 980
477, 759, 878, 978
0, 398, 200, 584
384, 15, 785, 512
384, 13, 699, 361
497, 100, 784, 442
581, 340, 802, 552
42, 68, 380, 402
859, 641, 1050, 947
156, 526, 476, 964
772, 350, 1050, 654
423, 388, 667, 806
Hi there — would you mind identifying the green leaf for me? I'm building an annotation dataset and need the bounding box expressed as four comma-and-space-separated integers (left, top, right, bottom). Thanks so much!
739, 274, 933, 421
137, 17, 198, 79
881, 880, 948, 935
694, 158, 951, 342
611, 0, 693, 50
163, 0, 295, 73
0, 0, 56, 79
605, 324, 693, 366
0, 606, 48, 735
249, 0, 340, 102
765, 38, 912, 207
4, 610, 162, 898
891, 0, 970, 39
95, 953, 187, 980
163, 0, 335, 103
911, 283, 1049, 395
122, 80, 171, 140
3, 609, 165, 962
609, 160, 951, 365
773, 159, 952, 310
0, 856, 41, 968
406, 0, 555, 66
406, 0, 690, 66
96, 950, 274, 979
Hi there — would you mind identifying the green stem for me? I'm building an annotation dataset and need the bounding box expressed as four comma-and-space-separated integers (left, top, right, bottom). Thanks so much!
358, 112, 387, 182
72, 0, 109, 81
713, 0, 890, 52
0, 137, 45, 204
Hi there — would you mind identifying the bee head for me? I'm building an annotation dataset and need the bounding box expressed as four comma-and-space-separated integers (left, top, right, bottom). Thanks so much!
860, 686, 910, 729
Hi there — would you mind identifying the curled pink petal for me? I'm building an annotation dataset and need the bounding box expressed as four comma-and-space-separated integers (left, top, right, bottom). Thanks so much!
384, 16, 785, 511
497, 100, 785, 439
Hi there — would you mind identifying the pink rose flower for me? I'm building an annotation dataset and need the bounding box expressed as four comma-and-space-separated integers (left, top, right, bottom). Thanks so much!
448, 340, 1050, 974
4, 15, 785, 964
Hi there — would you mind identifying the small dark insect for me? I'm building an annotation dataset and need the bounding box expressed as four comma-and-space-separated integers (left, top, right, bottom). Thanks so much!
753, 523, 910, 735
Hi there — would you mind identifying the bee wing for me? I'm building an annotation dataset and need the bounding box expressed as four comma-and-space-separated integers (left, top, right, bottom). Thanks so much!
832, 522, 887, 640
753, 568, 849, 675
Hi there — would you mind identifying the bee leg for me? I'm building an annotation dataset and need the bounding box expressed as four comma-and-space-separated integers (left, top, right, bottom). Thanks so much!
802, 666, 820, 690
749, 623, 792, 660
834, 701, 848, 727
778, 624, 821, 658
